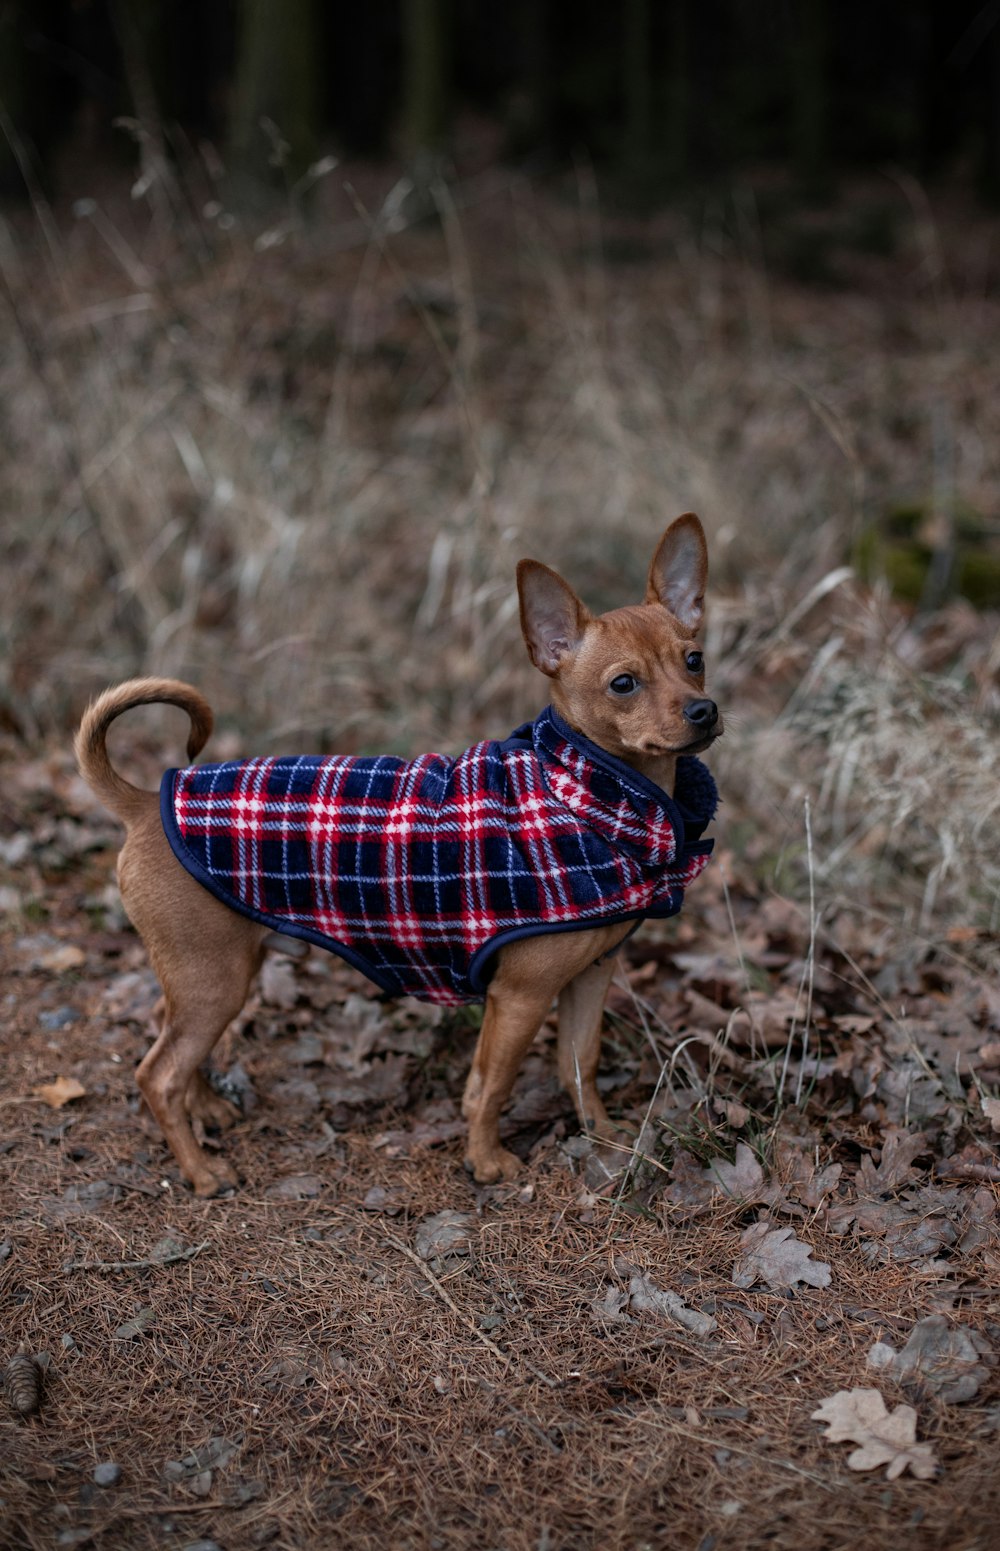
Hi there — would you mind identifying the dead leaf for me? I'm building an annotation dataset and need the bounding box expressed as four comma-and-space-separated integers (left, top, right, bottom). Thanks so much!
36, 943, 86, 974
101, 968, 160, 1024
731, 1222, 831, 1292
163, 1434, 241, 1484
812, 1388, 937, 1479
414, 1210, 474, 1261
980, 1095, 1000, 1133
259, 1354, 319, 1389
867, 1315, 994, 1404
703, 1143, 773, 1203
113, 1307, 156, 1340
361, 1186, 405, 1215
614, 1259, 717, 1337
663, 1148, 717, 1210
148, 1235, 188, 1263
857, 1131, 928, 1195
591, 1284, 631, 1323
32, 1076, 86, 1109
260, 956, 298, 1010
264, 1174, 324, 1200
719, 1099, 749, 1128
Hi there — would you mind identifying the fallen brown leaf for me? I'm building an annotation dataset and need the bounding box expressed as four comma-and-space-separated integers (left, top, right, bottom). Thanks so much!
812, 1388, 937, 1479
32, 1075, 87, 1109
731, 1222, 831, 1292
868, 1315, 995, 1404
979, 1094, 1000, 1133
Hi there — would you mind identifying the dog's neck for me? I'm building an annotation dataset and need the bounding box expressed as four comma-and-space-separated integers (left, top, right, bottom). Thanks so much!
628, 749, 677, 797
552, 704, 678, 797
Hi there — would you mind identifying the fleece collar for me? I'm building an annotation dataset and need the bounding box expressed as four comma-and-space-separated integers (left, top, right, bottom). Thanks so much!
525, 705, 718, 871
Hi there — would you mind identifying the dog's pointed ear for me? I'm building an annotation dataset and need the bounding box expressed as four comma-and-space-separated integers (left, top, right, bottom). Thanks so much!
645, 513, 708, 632
517, 559, 591, 676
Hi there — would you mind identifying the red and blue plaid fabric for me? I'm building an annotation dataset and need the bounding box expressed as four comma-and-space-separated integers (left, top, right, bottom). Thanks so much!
160, 706, 717, 1006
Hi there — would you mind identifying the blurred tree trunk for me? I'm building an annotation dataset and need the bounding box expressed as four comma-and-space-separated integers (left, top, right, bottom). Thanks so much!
506, 0, 549, 156
623, 0, 651, 178
981, 13, 1000, 202
230, 0, 319, 187
790, 0, 830, 193
664, 0, 688, 184
0, 6, 31, 195
401, 0, 450, 171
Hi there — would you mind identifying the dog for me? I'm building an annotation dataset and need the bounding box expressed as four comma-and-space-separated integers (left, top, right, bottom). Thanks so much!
75, 513, 722, 1197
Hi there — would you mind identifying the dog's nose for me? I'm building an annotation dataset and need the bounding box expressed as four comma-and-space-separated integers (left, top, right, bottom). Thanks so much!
683, 698, 718, 728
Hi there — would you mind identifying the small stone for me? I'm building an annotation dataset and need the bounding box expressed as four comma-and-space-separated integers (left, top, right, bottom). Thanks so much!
93, 1462, 121, 1487
60, 1334, 77, 1351
181, 1542, 224, 1551
40, 1006, 80, 1031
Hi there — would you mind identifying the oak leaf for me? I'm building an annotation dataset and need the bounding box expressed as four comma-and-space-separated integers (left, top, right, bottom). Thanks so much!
812, 1388, 937, 1479
731, 1222, 831, 1292
703, 1142, 774, 1203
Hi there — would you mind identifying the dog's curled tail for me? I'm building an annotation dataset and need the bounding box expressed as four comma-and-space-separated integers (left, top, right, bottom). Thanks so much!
74, 677, 214, 823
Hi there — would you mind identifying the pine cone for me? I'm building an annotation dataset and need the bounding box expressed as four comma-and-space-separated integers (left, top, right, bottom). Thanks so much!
5, 1346, 41, 1416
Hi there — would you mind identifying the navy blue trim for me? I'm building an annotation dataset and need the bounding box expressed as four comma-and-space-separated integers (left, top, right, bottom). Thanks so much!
465, 899, 685, 996
159, 771, 405, 998
495, 722, 535, 754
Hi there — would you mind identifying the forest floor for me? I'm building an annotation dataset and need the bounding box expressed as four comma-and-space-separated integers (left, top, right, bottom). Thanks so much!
1, 147, 1000, 1549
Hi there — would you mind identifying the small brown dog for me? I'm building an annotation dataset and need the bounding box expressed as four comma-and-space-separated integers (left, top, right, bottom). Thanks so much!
76, 514, 721, 1196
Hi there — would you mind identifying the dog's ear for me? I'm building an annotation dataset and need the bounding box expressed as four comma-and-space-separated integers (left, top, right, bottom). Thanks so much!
645, 513, 708, 632
517, 560, 591, 676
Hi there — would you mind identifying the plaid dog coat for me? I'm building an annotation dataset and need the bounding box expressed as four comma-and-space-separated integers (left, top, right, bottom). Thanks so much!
160, 706, 718, 1006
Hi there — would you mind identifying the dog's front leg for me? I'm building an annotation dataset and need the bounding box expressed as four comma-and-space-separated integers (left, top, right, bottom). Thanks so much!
463, 976, 553, 1183
463, 925, 633, 1181
556, 952, 621, 1142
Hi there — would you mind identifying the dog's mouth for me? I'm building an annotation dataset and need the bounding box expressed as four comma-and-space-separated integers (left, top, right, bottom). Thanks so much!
638, 729, 721, 757
674, 729, 721, 754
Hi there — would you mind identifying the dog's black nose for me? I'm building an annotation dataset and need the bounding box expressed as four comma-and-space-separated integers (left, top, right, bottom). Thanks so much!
683, 698, 718, 728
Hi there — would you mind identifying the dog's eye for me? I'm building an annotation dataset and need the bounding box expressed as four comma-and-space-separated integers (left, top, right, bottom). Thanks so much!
685, 651, 704, 674
609, 673, 639, 696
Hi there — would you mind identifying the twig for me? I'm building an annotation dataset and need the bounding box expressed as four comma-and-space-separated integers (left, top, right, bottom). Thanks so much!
654, 1420, 837, 1491
382, 1230, 557, 1388
62, 1241, 209, 1273
936, 1160, 1000, 1183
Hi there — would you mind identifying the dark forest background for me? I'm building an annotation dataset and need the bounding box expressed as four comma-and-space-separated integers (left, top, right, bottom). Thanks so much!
3, 0, 1000, 202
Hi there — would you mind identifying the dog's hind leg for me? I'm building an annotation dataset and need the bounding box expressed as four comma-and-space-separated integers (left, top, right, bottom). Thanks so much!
136, 941, 261, 1196
145, 996, 238, 1132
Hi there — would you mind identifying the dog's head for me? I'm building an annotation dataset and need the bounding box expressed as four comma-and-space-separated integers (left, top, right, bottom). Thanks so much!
517, 513, 722, 770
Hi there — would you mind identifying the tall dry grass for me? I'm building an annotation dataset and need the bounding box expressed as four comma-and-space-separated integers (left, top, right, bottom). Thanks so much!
0, 156, 997, 931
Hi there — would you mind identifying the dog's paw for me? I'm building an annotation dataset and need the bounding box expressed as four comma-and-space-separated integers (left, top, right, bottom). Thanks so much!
188, 1157, 240, 1198
187, 1073, 241, 1133
465, 1146, 523, 1184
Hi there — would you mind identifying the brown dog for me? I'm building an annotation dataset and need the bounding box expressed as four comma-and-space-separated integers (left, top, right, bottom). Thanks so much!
75, 514, 721, 1197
